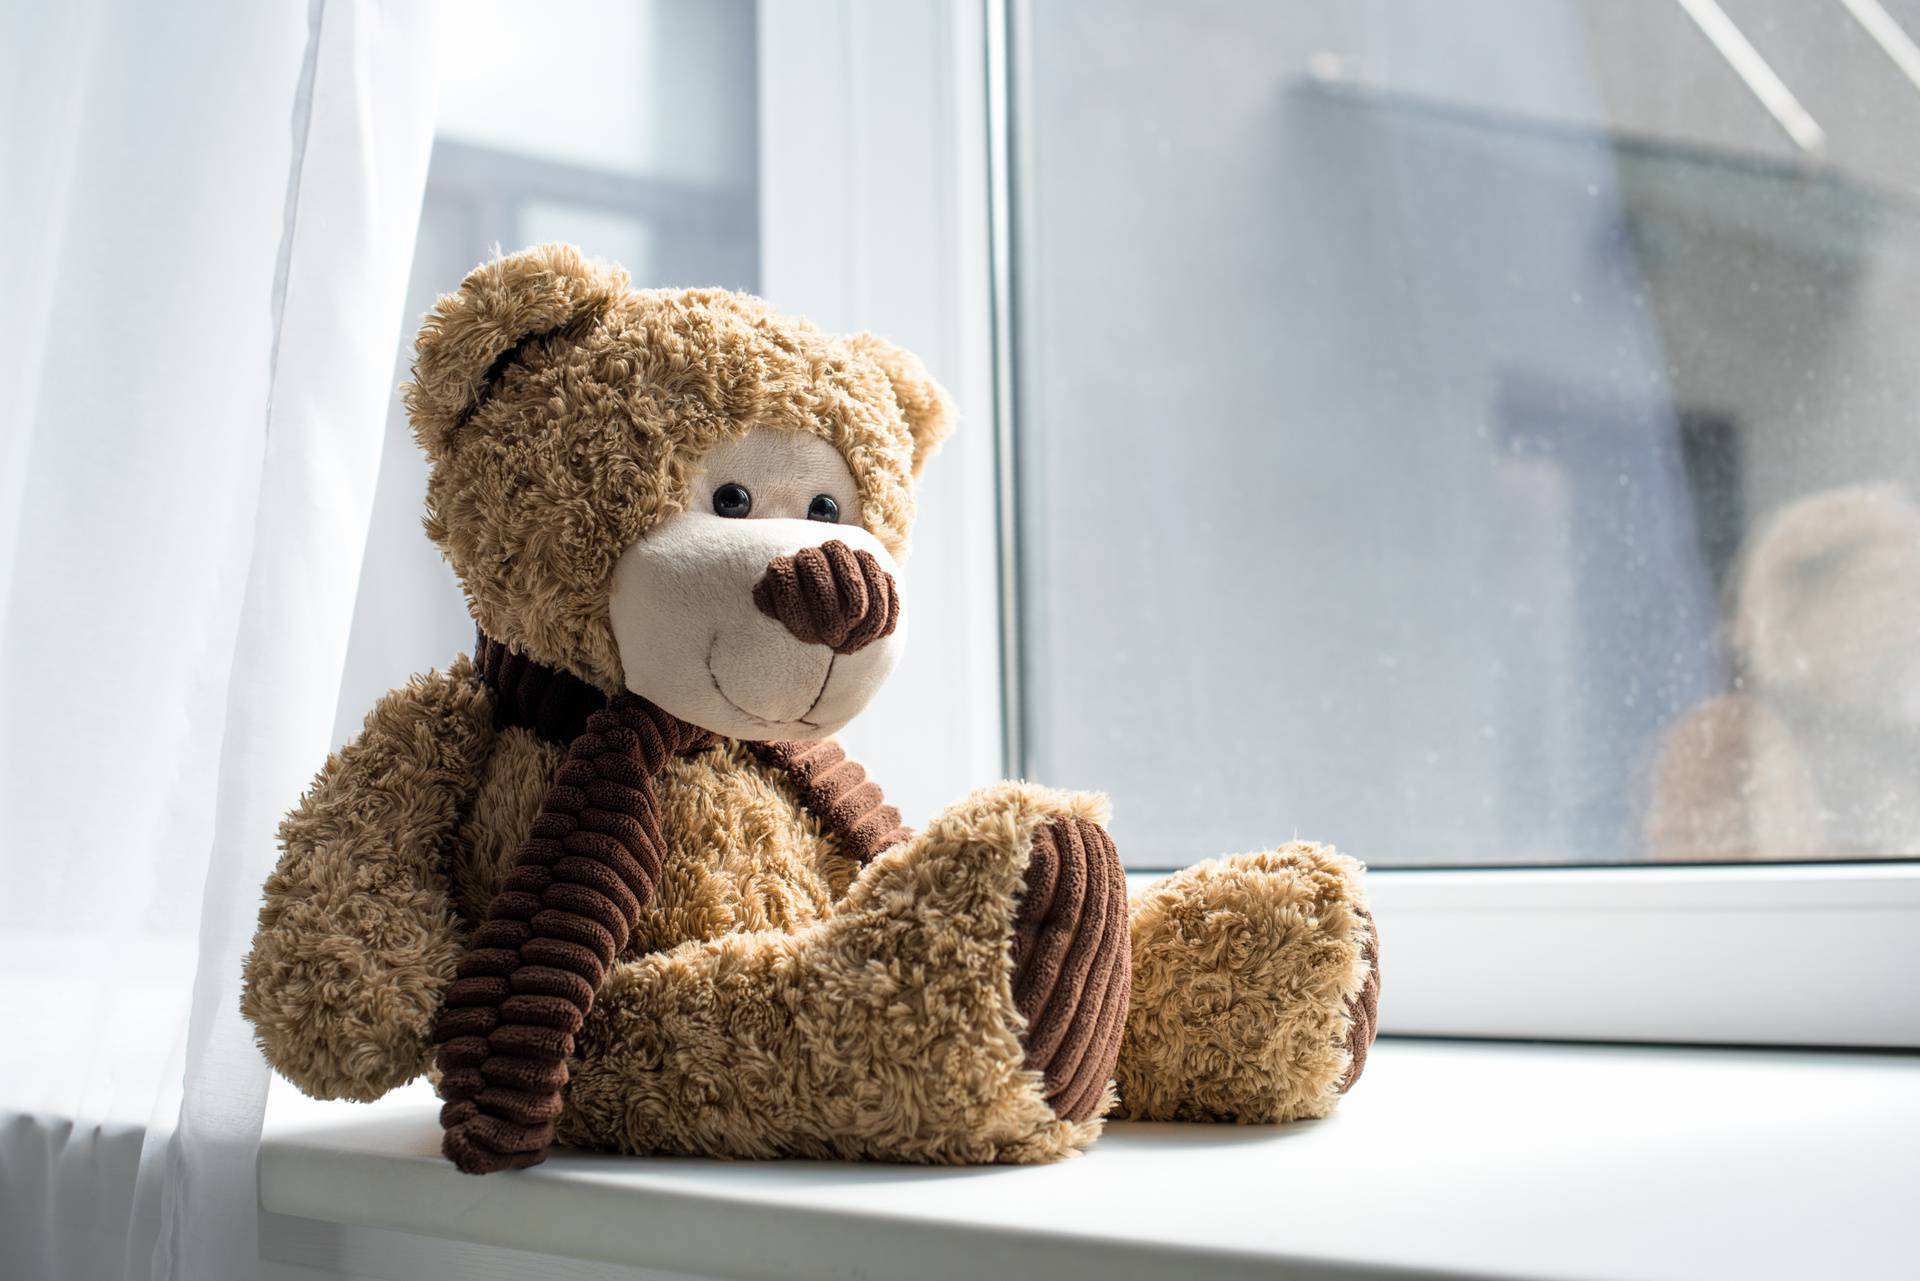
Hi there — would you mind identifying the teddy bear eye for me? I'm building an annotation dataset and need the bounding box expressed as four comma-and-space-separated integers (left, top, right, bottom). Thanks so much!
807, 494, 841, 524
712, 482, 753, 518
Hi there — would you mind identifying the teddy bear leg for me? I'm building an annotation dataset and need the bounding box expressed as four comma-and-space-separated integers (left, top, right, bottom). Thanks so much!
1113, 843, 1379, 1123
556, 781, 1131, 1163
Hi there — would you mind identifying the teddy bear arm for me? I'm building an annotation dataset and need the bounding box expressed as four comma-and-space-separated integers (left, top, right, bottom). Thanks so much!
240, 656, 497, 1101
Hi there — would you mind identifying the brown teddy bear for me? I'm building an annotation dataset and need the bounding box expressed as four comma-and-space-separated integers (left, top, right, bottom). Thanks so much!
240, 244, 1380, 1174
1648, 483, 1920, 861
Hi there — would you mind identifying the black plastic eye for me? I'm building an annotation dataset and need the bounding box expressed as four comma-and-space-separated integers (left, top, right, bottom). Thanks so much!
712, 482, 753, 518
807, 494, 841, 523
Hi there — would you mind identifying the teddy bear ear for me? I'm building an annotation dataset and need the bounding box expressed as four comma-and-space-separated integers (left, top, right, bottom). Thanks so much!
847, 333, 956, 479
404, 243, 628, 458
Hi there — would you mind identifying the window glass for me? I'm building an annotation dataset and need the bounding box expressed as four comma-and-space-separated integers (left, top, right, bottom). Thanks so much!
332, 0, 760, 739
1011, 0, 1920, 866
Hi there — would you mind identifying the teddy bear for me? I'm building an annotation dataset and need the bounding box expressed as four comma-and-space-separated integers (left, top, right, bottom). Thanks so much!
239, 244, 1381, 1174
1647, 483, 1920, 861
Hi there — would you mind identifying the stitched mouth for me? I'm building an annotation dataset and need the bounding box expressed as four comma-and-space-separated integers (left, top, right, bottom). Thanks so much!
704, 635, 827, 731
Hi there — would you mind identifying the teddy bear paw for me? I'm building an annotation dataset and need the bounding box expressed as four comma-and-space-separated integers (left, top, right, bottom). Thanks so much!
1113, 843, 1379, 1123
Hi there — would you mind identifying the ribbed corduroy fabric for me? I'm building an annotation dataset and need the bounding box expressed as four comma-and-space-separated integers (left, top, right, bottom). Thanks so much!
437, 633, 923, 1172
431, 687, 715, 1173
752, 540, 901, 655
1005, 816, 1132, 1122
1338, 907, 1381, 1094
743, 739, 910, 866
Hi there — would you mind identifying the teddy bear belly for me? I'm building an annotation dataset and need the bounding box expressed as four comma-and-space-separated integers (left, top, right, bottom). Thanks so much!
451, 728, 856, 961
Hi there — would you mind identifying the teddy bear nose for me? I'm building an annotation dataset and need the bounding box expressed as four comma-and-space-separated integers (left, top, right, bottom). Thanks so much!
753, 541, 901, 655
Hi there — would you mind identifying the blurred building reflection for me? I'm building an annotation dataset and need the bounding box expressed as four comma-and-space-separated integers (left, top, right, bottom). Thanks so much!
1649, 484, 1920, 859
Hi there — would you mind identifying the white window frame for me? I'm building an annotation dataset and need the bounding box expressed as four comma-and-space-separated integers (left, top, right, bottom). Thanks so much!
757, 0, 1920, 1050
757, 0, 1006, 832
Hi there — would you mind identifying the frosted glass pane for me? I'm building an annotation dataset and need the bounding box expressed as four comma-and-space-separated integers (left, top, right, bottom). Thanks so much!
1012, 0, 1920, 866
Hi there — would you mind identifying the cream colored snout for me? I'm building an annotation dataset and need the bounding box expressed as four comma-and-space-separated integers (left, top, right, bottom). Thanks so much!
609, 512, 905, 741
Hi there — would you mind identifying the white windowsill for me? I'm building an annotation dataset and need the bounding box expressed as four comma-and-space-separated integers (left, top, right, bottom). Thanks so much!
258, 1038, 1917, 1281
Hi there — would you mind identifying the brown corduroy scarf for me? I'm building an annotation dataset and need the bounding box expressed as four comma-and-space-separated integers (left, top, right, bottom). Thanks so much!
432, 630, 908, 1174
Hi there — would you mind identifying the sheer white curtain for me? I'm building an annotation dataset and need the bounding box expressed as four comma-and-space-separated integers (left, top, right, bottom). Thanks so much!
0, 2, 438, 1277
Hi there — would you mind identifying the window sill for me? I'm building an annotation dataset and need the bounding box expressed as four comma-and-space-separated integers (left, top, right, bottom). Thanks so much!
258, 1038, 1916, 1281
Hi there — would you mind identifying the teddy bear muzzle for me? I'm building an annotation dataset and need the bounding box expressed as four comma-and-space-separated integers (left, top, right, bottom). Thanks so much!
609, 514, 907, 742
752, 541, 901, 656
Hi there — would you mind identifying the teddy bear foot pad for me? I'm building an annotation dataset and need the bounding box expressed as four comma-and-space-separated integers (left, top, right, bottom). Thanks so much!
1008, 814, 1131, 1123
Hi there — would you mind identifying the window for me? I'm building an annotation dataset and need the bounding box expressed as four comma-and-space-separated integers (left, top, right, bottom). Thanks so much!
967, 0, 1918, 1046
1006, 0, 1920, 872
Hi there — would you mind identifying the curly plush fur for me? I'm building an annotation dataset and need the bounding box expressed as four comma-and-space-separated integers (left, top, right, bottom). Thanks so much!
560, 784, 1114, 1163
449, 732, 853, 958
240, 657, 495, 1101
240, 244, 1379, 1165
1115, 846, 1377, 1123
408, 244, 953, 691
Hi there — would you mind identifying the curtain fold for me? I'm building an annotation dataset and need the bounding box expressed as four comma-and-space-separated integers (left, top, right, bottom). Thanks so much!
0, 3, 439, 1278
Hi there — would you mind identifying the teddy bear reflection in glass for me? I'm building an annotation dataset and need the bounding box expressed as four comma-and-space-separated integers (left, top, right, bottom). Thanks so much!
239, 245, 1380, 1173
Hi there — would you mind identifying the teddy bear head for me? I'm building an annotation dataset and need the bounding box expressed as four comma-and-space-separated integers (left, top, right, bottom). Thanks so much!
402, 243, 954, 740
